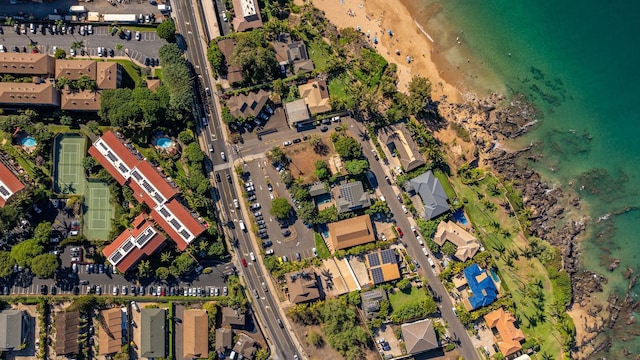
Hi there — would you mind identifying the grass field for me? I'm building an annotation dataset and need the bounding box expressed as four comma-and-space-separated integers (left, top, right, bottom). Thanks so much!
108, 59, 141, 88
328, 73, 351, 102
307, 38, 332, 72
83, 180, 114, 240
388, 286, 427, 310
314, 232, 331, 259
53, 134, 87, 195
434, 169, 457, 200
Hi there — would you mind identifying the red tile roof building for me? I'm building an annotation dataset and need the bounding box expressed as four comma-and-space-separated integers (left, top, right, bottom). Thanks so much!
91, 131, 206, 269
0, 160, 25, 208
102, 214, 167, 273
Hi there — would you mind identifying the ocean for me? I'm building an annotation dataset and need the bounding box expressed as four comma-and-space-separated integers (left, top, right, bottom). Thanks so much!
409, 0, 640, 356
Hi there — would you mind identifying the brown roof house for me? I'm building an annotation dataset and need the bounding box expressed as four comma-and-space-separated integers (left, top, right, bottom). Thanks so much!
366, 249, 400, 285
0, 53, 55, 76
55, 311, 80, 356
55, 59, 97, 80
215, 328, 233, 356
378, 123, 425, 172
326, 214, 375, 252
98, 308, 122, 355
299, 80, 331, 115
232, 333, 257, 359
285, 268, 321, 303
231, 0, 263, 31
484, 308, 525, 357
0, 82, 60, 107
183, 309, 208, 359
96, 62, 121, 89
401, 319, 440, 355
218, 39, 244, 84
272, 33, 314, 74
221, 307, 246, 328
226, 89, 269, 120
433, 221, 480, 261
61, 90, 101, 111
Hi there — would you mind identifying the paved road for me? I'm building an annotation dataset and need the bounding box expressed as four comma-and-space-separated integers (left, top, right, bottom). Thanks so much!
348, 119, 480, 360
0, 24, 163, 64
173, 0, 302, 359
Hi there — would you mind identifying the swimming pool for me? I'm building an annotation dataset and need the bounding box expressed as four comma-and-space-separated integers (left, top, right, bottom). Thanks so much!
156, 137, 172, 149
453, 209, 469, 225
21, 136, 37, 147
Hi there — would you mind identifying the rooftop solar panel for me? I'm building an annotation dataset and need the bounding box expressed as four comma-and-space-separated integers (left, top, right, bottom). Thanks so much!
118, 164, 128, 173
121, 239, 134, 253
371, 267, 384, 285
109, 252, 123, 264
0, 186, 10, 196
179, 229, 191, 240
169, 218, 182, 230
367, 253, 380, 267
135, 228, 155, 247
153, 193, 164, 204
158, 207, 170, 218
131, 170, 142, 181
99, 142, 108, 150
380, 249, 396, 264
106, 152, 117, 162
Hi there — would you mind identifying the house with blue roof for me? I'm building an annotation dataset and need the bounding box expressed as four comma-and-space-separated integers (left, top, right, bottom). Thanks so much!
462, 264, 498, 311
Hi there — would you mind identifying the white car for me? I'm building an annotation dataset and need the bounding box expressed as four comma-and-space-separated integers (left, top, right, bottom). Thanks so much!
112, 287, 119, 295
410, 225, 416, 233
222, 12, 227, 21
70, 48, 76, 57
135, 31, 141, 41
221, 152, 226, 161
270, 193, 275, 200
283, 141, 292, 146
233, 199, 239, 209
265, 249, 274, 255
250, 252, 256, 261
416, 235, 423, 245
87, 25, 93, 34
402, 205, 408, 214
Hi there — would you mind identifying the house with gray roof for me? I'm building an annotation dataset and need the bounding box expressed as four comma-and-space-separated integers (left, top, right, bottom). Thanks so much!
215, 328, 233, 356
360, 288, 387, 319
232, 333, 256, 359
402, 319, 439, 354
308, 182, 328, 197
408, 170, 450, 219
332, 181, 371, 213
378, 123, 426, 172
141, 308, 167, 358
285, 98, 312, 130
0, 309, 29, 351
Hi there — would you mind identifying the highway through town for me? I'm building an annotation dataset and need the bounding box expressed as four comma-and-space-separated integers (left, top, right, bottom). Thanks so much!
173, 1, 302, 359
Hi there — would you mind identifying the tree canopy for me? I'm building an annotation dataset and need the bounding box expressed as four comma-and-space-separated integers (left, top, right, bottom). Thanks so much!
11, 239, 45, 267
158, 43, 194, 111
270, 198, 292, 219
31, 254, 59, 278
0, 251, 15, 278
390, 296, 438, 323
334, 136, 362, 160
344, 159, 369, 176
230, 30, 279, 84
157, 19, 176, 42
314, 160, 330, 181
207, 41, 225, 76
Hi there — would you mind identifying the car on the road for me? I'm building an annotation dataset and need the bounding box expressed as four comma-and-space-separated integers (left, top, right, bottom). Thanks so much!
241, 258, 248, 267
250, 252, 256, 261
208, 144, 214, 152
267, 183, 273, 191
222, 11, 228, 21
416, 235, 423, 245
215, 173, 221, 182
320, 126, 329, 132
402, 205, 408, 213
254, 289, 259, 298
412, 259, 420, 268
283, 141, 292, 146
221, 152, 226, 161
135, 31, 141, 41
227, 173, 232, 183
233, 199, 239, 209
281, 229, 291, 237
385, 176, 391, 185
396, 227, 404, 237
277, 319, 284, 328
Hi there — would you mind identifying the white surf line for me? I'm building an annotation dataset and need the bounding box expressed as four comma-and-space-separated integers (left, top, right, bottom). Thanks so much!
415, 21, 435, 43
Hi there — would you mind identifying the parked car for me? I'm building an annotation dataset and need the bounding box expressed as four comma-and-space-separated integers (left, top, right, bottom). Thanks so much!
135, 31, 141, 41
396, 227, 404, 237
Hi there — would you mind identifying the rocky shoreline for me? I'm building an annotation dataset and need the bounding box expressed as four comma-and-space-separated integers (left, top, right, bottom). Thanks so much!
436, 92, 639, 358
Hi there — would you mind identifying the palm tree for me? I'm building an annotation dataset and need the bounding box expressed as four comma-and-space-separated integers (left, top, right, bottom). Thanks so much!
71, 41, 84, 52
115, 43, 123, 53
160, 251, 173, 264
56, 76, 69, 90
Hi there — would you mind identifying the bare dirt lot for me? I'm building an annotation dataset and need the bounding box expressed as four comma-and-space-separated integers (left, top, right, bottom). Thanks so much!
289, 321, 380, 360
283, 133, 337, 183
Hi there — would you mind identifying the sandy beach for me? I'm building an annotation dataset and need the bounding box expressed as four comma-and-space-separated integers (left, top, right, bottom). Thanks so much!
305, 0, 464, 103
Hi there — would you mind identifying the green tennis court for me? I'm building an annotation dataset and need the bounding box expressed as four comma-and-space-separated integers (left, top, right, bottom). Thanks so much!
83, 180, 114, 240
53, 135, 87, 195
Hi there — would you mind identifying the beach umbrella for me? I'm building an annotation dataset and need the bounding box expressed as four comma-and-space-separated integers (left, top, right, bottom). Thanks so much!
388, 29, 393, 36
373, 37, 378, 44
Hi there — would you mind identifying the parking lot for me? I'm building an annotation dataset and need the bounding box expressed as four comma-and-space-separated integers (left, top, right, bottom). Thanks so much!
2, 0, 164, 21
0, 23, 163, 65
241, 158, 317, 262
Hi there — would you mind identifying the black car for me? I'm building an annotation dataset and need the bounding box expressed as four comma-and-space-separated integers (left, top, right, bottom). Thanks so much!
320, 126, 329, 132
12, 46, 19, 52
282, 229, 291, 237
259, 233, 269, 239
292, 138, 301, 144
109, 48, 115, 57
51, 286, 57, 295
40, 284, 48, 295
279, 221, 289, 229
262, 240, 273, 248
144, 57, 150, 66
385, 176, 391, 184
73, 286, 80, 295
226, 173, 232, 183
215, 173, 221, 182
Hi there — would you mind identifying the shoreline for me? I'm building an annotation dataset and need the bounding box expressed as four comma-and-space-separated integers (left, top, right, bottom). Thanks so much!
304, 0, 637, 357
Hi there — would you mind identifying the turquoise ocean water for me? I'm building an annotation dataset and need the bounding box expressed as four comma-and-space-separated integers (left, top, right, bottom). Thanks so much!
411, 0, 640, 356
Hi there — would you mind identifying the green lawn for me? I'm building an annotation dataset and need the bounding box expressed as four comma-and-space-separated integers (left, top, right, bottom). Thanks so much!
314, 232, 331, 259
307, 38, 332, 72
434, 169, 457, 200
388, 286, 427, 310
328, 73, 351, 101
108, 59, 141, 88
153, 68, 163, 82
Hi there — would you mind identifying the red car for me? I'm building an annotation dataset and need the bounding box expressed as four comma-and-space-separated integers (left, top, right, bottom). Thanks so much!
241, 258, 248, 267
396, 227, 404, 237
